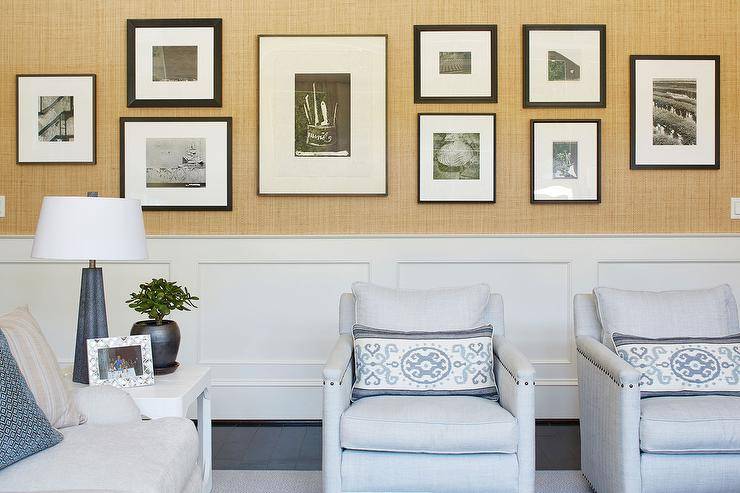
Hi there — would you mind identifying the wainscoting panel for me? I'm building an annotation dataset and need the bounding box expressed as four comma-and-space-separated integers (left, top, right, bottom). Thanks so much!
3, 234, 740, 419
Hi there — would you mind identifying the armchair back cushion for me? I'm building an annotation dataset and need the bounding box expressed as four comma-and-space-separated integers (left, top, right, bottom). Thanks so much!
594, 285, 739, 348
350, 282, 491, 332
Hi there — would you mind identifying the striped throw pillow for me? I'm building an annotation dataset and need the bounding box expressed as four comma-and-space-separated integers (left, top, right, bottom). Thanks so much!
0, 306, 83, 428
352, 324, 498, 401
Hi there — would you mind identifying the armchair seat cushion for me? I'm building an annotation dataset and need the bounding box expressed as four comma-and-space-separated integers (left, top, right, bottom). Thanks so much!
640, 395, 740, 454
340, 395, 517, 454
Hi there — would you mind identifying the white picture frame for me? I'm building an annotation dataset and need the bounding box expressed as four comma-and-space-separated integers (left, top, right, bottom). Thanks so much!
531, 120, 601, 203
258, 35, 387, 195
418, 113, 496, 203
16, 74, 96, 164
87, 335, 154, 388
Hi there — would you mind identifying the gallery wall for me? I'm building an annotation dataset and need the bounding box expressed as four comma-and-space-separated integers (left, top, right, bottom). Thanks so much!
0, 0, 737, 235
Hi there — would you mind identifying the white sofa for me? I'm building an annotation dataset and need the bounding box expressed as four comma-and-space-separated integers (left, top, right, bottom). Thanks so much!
0, 385, 201, 493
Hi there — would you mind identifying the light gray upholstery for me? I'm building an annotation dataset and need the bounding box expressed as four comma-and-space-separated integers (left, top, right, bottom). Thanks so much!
325, 287, 532, 493
640, 396, 740, 454
0, 417, 200, 493
73, 385, 142, 425
575, 289, 740, 493
340, 395, 517, 454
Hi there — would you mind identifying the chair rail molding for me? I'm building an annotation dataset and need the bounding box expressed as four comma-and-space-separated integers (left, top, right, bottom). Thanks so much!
3, 234, 740, 419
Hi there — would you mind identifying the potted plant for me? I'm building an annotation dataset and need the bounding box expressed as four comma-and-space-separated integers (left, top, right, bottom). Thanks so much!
126, 278, 198, 375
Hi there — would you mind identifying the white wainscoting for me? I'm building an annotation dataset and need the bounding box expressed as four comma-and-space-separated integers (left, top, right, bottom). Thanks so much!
2, 234, 740, 419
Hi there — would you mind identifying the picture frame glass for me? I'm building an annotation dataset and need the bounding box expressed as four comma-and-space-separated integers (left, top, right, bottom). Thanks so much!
87, 335, 154, 388
532, 121, 599, 202
17, 75, 95, 164
632, 58, 717, 167
419, 114, 495, 202
122, 119, 231, 210
259, 36, 386, 195
418, 30, 493, 99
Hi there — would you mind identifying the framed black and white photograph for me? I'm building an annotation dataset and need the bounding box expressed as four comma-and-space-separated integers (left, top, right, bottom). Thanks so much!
630, 55, 719, 169
414, 25, 497, 103
259, 35, 387, 195
120, 117, 232, 210
523, 25, 606, 108
531, 119, 601, 203
87, 335, 154, 388
16, 74, 96, 164
127, 18, 222, 107
418, 113, 496, 202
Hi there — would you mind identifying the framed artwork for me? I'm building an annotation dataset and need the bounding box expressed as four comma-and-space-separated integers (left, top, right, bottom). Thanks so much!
16, 74, 96, 164
87, 335, 154, 388
630, 55, 719, 169
523, 25, 606, 108
531, 119, 601, 203
258, 35, 387, 195
418, 113, 496, 203
127, 18, 222, 107
120, 117, 232, 210
414, 25, 497, 103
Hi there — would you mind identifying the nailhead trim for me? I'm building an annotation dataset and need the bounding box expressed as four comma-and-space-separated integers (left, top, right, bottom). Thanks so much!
577, 347, 639, 388
494, 355, 533, 386
583, 473, 597, 492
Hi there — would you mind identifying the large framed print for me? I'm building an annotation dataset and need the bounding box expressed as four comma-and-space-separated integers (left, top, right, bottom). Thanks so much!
120, 117, 232, 210
414, 25, 497, 103
259, 35, 387, 195
127, 18, 222, 107
16, 74, 96, 164
631, 55, 719, 169
418, 113, 496, 203
531, 120, 601, 203
87, 335, 154, 388
523, 25, 606, 108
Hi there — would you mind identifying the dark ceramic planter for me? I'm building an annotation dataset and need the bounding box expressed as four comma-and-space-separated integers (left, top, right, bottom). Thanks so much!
131, 320, 180, 374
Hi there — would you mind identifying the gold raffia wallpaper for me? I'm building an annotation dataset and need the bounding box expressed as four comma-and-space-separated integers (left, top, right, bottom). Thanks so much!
0, 0, 737, 235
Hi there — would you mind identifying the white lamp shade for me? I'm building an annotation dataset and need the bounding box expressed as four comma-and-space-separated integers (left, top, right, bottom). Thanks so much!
32, 196, 148, 261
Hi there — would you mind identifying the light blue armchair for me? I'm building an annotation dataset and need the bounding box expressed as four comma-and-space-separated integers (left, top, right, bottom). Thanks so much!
322, 284, 535, 493
574, 286, 740, 493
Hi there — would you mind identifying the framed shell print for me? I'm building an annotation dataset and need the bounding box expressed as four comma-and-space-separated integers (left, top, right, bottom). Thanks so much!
523, 25, 606, 108
630, 55, 719, 169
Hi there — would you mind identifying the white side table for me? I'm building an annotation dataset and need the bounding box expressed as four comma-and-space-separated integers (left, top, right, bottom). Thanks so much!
70, 365, 213, 493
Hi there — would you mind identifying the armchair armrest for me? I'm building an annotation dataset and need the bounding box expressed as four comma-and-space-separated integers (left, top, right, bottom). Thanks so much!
576, 336, 642, 493
323, 333, 353, 385
74, 385, 141, 425
492, 335, 535, 493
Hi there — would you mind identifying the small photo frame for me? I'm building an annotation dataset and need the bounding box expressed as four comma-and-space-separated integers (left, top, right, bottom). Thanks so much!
523, 25, 606, 108
630, 55, 719, 169
127, 18, 222, 107
16, 74, 96, 164
418, 113, 496, 203
120, 117, 232, 210
414, 25, 497, 103
87, 335, 154, 388
531, 119, 601, 203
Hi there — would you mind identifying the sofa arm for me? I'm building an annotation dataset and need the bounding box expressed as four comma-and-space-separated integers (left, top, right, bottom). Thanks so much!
576, 336, 642, 493
493, 335, 535, 493
74, 385, 142, 425
323, 334, 353, 385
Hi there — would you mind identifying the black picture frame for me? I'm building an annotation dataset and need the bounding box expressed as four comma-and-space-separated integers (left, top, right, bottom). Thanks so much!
630, 55, 720, 169
16, 73, 96, 165
257, 34, 388, 196
417, 113, 496, 203
119, 116, 232, 211
126, 18, 223, 107
414, 25, 498, 104
530, 119, 601, 204
523, 24, 606, 108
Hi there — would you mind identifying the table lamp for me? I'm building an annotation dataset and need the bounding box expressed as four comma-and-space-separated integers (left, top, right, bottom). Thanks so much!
31, 194, 148, 384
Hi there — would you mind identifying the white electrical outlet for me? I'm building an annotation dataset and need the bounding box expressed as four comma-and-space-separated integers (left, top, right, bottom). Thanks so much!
0, 196, 5, 218
731, 198, 740, 219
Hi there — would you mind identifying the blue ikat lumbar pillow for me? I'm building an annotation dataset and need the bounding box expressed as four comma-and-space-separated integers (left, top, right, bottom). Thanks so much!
351, 324, 498, 401
612, 332, 740, 397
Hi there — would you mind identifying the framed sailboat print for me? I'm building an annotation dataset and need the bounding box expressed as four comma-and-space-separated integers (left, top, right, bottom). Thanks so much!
120, 117, 232, 210
258, 35, 387, 195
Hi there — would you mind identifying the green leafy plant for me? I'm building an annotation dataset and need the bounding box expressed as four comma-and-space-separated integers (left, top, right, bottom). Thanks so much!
126, 278, 199, 325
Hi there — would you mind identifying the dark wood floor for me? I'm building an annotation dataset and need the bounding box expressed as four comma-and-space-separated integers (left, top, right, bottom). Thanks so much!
212, 421, 580, 471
